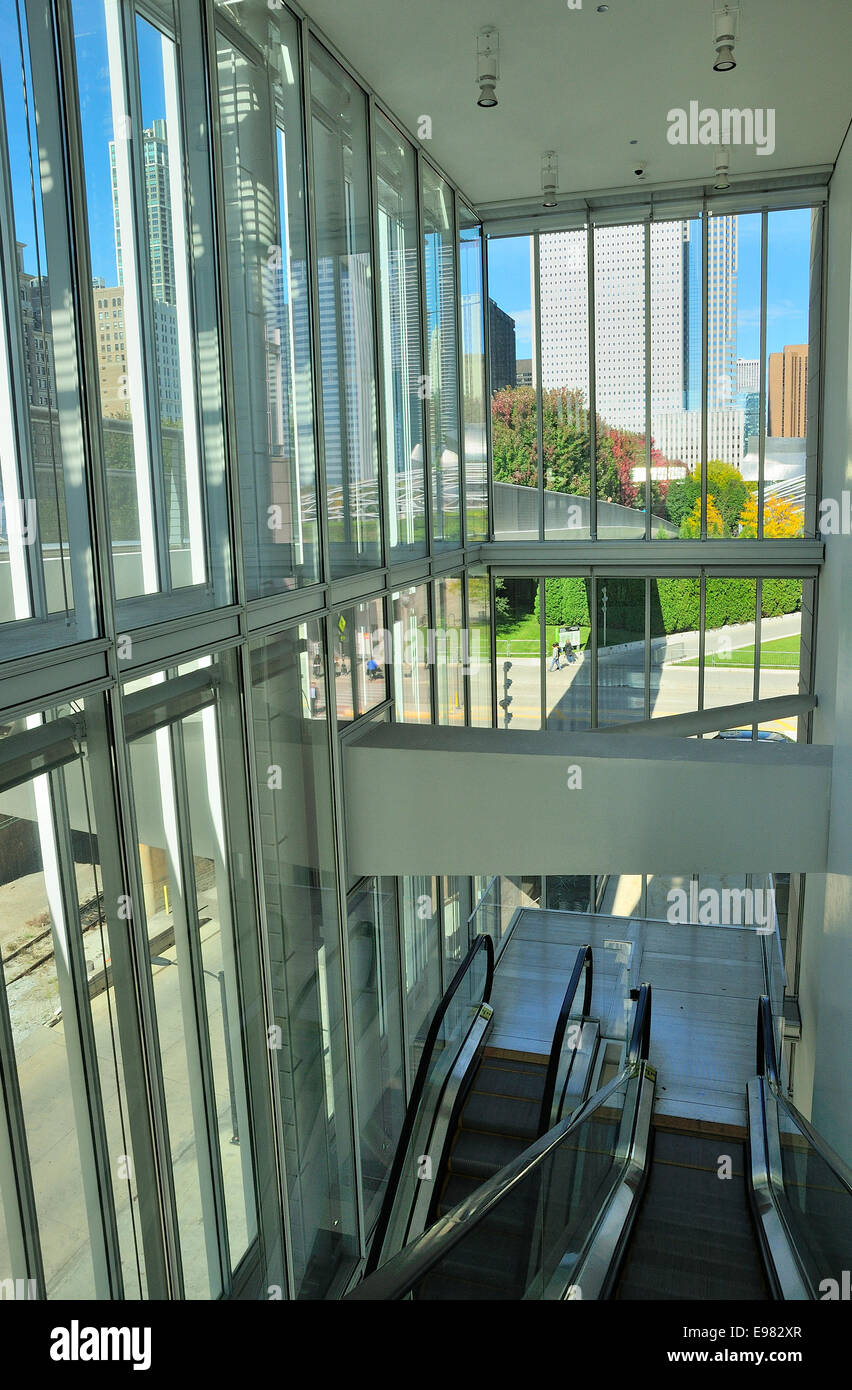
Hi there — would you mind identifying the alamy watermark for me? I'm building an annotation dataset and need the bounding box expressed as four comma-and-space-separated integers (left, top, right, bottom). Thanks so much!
667, 884, 776, 932
667, 102, 775, 156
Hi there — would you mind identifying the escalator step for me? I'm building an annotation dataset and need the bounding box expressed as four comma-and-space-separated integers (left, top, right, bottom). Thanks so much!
436, 1172, 482, 1217
460, 1090, 542, 1142
475, 1059, 548, 1102
417, 1271, 518, 1301
447, 1128, 530, 1181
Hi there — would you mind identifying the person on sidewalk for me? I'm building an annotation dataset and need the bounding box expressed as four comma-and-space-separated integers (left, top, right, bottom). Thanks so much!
548, 641, 562, 671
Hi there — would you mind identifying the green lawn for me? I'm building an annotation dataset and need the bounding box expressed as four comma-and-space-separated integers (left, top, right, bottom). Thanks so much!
680, 633, 800, 668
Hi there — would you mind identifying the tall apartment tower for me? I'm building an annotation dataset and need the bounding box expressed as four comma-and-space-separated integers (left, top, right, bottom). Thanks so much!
768, 344, 808, 437
110, 119, 175, 305
488, 298, 518, 393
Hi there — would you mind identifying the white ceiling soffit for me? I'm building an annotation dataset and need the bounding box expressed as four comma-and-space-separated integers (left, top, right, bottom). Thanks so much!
299, 0, 852, 211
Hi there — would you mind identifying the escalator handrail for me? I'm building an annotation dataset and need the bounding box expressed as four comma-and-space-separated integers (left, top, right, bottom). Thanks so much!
351, 983, 654, 1301
627, 982, 652, 1064
755, 994, 852, 1197
348, 1063, 640, 1300
538, 944, 593, 1135
364, 932, 495, 1277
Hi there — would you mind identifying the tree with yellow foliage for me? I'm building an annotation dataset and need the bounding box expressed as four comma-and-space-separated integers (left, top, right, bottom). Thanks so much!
679, 494, 726, 538
738, 492, 802, 537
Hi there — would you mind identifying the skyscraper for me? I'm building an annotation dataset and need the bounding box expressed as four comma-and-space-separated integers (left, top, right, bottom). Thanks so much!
488, 298, 517, 392
768, 344, 808, 437
110, 119, 175, 305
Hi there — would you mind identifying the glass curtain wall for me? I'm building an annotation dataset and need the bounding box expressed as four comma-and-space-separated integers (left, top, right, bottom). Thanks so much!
309, 41, 380, 577
391, 584, 432, 725
374, 113, 426, 560
488, 236, 535, 538
540, 229, 591, 540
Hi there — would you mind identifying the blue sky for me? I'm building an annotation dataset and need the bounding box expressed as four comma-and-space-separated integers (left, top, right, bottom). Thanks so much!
487, 209, 813, 364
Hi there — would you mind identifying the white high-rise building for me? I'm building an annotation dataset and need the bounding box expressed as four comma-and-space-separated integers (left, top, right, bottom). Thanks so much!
737, 358, 760, 393
537, 216, 741, 464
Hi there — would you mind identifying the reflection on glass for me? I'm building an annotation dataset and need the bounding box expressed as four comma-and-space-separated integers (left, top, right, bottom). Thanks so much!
347, 879, 404, 1231
467, 569, 492, 728
543, 576, 590, 731
422, 165, 460, 547
334, 598, 387, 724
540, 229, 591, 540
401, 876, 440, 1079
459, 208, 487, 542
249, 624, 358, 1298
596, 578, 645, 726
0, 2, 95, 648
392, 585, 431, 725
494, 576, 540, 730
310, 42, 380, 577
435, 575, 464, 727
703, 577, 757, 717
375, 114, 425, 559
217, 11, 319, 595
489, 236, 534, 539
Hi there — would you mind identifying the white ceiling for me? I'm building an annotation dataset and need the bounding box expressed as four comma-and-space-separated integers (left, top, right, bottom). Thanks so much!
300, 0, 852, 210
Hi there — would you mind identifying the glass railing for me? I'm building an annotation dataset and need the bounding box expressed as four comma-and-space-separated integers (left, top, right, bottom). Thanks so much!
364, 934, 494, 1276
538, 944, 593, 1135
755, 995, 852, 1298
350, 985, 653, 1301
468, 875, 539, 955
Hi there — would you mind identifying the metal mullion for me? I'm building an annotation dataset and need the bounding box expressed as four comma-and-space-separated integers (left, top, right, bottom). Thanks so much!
753, 577, 762, 738
700, 203, 709, 540
453, 187, 467, 550
0, 964, 45, 1297
415, 149, 434, 556
299, 21, 333, 593
427, 576, 439, 726
482, 231, 494, 542
111, 0, 170, 589
534, 230, 544, 541
44, 765, 123, 1298
83, 694, 171, 1298
644, 218, 651, 543
167, 716, 232, 1292
366, 94, 390, 578
644, 576, 651, 719
322, 610, 368, 1262
697, 571, 707, 723
587, 218, 597, 541
758, 209, 768, 541
590, 574, 598, 728
538, 574, 546, 730
489, 569, 498, 728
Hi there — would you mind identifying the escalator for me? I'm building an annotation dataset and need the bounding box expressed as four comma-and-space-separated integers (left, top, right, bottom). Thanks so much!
350, 956, 852, 1301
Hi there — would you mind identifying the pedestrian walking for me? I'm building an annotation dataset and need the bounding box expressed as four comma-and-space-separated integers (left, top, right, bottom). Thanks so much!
548, 641, 561, 672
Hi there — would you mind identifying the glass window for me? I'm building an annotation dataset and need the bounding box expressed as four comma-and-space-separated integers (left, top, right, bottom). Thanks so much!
0, 695, 151, 1298
310, 42, 380, 577
649, 576, 700, 718
249, 623, 358, 1298
489, 236, 535, 538
71, 0, 230, 614
0, 2, 97, 654
401, 876, 441, 1079
764, 209, 812, 539
650, 217, 702, 541
124, 654, 261, 1297
495, 576, 541, 730
333, 598, 388, 725
596, 578, 646, 726
543, 577, 591, 731
392, 585, 432, 725
540, 229, 591, 541
434, 575, 465, 727
702, 577, 757, 723
758, 577, 804, 743
595, 223, 647, 536
422, 165, 460, 548
347, 878, 404, 1232
217, 8, 319, 595
459, 208, 488, 542
466, 568, 492, 728
374, 114, 425, 560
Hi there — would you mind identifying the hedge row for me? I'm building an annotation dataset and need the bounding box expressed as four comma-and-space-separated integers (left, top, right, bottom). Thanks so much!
535, 576, 802, 635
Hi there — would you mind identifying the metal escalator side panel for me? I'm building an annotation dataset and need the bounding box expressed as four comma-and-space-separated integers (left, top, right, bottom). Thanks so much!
746, 1077, 811, 1300
546, 1062, 656, 1301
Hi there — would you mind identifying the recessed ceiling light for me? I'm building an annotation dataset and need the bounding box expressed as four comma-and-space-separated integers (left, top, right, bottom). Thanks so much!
597, 5, 610, 11
629, 139, 638, 146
